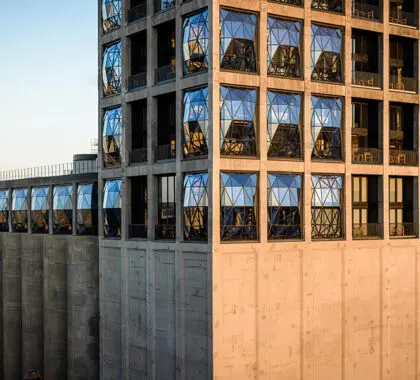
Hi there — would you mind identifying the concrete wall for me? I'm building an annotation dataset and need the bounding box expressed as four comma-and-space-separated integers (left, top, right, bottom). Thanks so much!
0, 233, 99, 380
100, 240, 211, 380
212, 239, 420, 380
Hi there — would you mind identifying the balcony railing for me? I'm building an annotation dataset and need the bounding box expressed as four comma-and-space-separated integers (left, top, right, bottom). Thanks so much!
130, 148, 148, 164
155, 63, 176, 83
389, 149, 418, 166
389, 75, 417, 92
155, 224, 176, 240
352, 3, 380, 20
0, 160, 98, 181
127, 3, 147, 23
353, 223, 382, 239
352, 147, 382, 164
389, 10, 416, 26
155, 0, 175, 13
155, 143, 176, 161
352, 71, 382, 88
390, 223, 416, 237
129, 224, 147, 239
128, 72, 147, 90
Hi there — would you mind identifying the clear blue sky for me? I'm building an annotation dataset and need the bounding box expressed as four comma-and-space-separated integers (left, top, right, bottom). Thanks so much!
0, 1, 98, 170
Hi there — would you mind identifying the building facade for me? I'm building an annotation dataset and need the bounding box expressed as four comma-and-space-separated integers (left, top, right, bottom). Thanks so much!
99, 0, 420, 379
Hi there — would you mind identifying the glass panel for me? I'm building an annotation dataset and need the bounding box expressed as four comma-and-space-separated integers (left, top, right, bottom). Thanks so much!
311, 24, 343, 82
353, 209, 359, 223
397, 178, 403, 203
183, 173, 209, 241
390, 178, 396, 203
102, 0, 122, 33
103, 179, 122, 238
361, 177, 367, 202
77, 183, 98, 236
267, 17, 302, 78
390, 209, 396, 224
397, 209, 403, 223
220, 86, 257, 156
183, 87, 209, 157
353, 177, 360, 202
103, 41, 122, 96
361, 209, 367, 223
220, 172, 258, 241
220, 9, 257, 72
103, 107, 123, 167
267, 91, 301, 158
183, 9, 209, 75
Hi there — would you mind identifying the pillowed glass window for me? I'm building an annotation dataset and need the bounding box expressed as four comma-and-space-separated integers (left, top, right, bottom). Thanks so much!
31, 187, 49, 234
103, 107, 122, 167
102, 0, 121, 33
12, 189, 28, 233
312, 175, 343, 239
220, 172, 258, 241
184, 173, 208, 241
311, 96, 343, 160
103, 179, 122, 238
311, 24, 343, 83
183, 87, 209, 157
53, 186, 73, 235
156, 175, 176, 240
268, 174, 302, 240
183, 9, 209, 75
267, 17, 302, 78
220, 86, 257, 156
267, 91, 302, 159
220, 9, 257, 73
77, 183, 98, 235
103, 41, 122, 96
0, 190, 8, 232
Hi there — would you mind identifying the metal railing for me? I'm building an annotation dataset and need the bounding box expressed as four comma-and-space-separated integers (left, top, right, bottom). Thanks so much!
154, 0, 175, 13
155, 224, 176, 240
155, 63, 176, 83
128, 3, 147, 23
389, 75, 417, 92
352, 71, 382, 88
352, 223, 382, 238
389, 10, 417, 26
130, 148, 148, 164
352, 3, 380, 20
352, 147, 382, 164
129, 224, 147, 239
128, 72, 147, 90
0, 160, 98, 181
155, 144, 176, 161
389, 149, 418, 166
390, 223, 416, 237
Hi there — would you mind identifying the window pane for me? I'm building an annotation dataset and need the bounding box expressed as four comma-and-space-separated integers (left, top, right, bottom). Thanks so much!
390, 209, 396, 224
390, 178, 396, 203
397, 209, 403, 223
397, 178, 403, 203
361, 209, 367, 223
353, 177, 360, 202
361, 177, 367, 202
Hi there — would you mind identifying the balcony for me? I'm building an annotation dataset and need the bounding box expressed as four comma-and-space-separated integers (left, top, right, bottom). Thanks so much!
389, 10, 416, 27
389, 149, 418, 165
155, 143, 176, 161
129, 148, 147, 164
352, 147, 382, 164
155, 0, 175, 13
155, 63, 176, 84
389, 75, 416, 92
129, 224, 147, 239
155, 224, 176, 240
352, 3, 380, 20
390, 223, 416, 237
352, 71, 381, 88
128, 72, 147, 90
352, 223, 382, 239
128, 3, 147, 23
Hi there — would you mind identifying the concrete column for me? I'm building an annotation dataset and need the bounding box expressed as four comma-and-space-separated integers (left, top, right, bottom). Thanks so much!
48, 185, 53, 234
72, 183, 77, 236
21, 235, 44, 375
43, 237, 68, 379
122, 177, 130, 240
345, 22, 352, 241
27, 186, 32, 234
7, 189, 12, 233
2, 234, 22, 380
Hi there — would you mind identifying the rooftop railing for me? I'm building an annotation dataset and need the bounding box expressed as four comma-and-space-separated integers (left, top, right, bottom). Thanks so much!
0, 160, 98, 181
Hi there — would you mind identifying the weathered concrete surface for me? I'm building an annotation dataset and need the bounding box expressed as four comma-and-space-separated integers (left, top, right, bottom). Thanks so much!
0, 233, 99, 380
